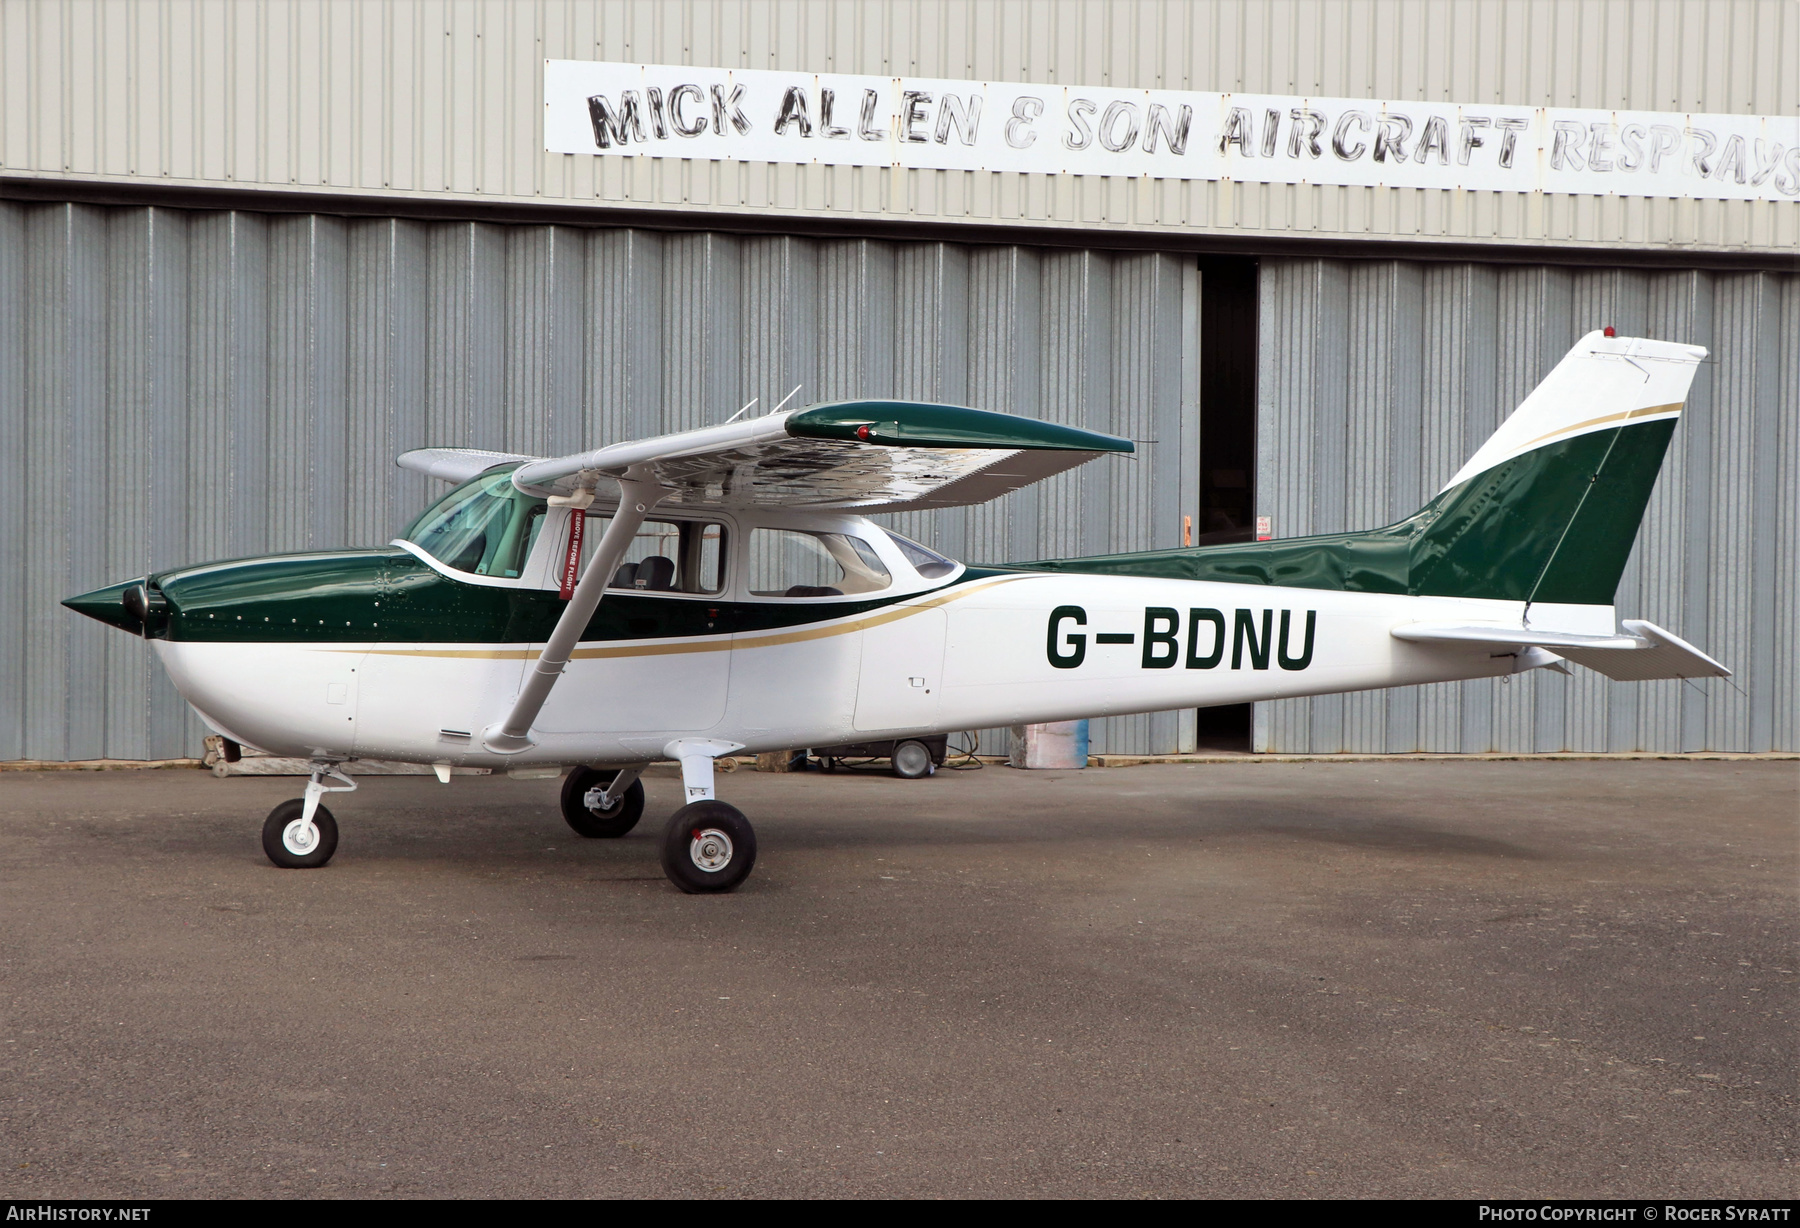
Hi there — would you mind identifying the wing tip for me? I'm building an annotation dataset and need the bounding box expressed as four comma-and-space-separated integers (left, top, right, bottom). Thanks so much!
786, 401, 1132, 454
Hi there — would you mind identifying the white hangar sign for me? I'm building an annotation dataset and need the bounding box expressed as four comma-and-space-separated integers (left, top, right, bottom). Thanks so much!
545, 60, 1800, 202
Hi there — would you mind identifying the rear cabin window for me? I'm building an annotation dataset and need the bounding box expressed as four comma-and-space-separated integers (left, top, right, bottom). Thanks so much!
403, 469, 544, 578
747, 529, 891, 597
578, 516, 727, 595
882, 529, 958, 578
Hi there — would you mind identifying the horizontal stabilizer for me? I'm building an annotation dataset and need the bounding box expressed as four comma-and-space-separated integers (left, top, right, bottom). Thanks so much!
398, 448, 542, 484
1392, 619, 1730, 681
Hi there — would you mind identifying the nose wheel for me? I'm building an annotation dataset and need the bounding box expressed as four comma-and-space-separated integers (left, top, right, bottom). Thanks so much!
262, 798, 339, 868
260, 761, 354, 869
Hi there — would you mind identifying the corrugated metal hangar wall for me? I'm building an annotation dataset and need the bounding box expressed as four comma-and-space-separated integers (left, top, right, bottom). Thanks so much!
2, 200, 1794, 762
1255, 260, 1798, 754
0, 201, 1197, 762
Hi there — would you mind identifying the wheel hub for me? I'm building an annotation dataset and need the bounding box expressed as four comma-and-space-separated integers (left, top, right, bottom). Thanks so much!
689, 827, 734, 872
282, 819, 319, 855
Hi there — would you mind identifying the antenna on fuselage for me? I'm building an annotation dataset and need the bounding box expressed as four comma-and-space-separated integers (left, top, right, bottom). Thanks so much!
724, 396, 759, 423
769, 385, 804, 415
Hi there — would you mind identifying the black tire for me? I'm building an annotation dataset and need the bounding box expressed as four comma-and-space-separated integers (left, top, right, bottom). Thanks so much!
560, 767, 646, 839
659, 800, 756, 894
261, 799, 339, 869
890, 739, 934, 779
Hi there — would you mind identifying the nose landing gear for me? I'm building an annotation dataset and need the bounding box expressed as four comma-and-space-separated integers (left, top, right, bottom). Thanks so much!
262, 797, 339, 868
261, 761, 355, 869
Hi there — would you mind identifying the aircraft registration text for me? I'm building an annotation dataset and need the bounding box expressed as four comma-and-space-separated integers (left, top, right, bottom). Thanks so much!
1046, 605, 1316, 671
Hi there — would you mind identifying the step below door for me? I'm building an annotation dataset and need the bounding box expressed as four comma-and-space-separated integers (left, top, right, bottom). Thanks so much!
853, 607, 946, 733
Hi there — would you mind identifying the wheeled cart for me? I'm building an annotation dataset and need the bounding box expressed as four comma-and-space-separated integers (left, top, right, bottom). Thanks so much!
809, 735, 949, 779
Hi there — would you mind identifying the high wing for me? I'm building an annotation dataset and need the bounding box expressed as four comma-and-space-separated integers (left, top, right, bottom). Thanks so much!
503, 401, 1133, 510
1392, 619, 1730, 682
452, 401, 1127, 757
397, 447, 542, 484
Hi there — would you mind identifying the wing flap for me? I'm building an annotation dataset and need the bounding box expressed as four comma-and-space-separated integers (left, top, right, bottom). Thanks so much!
1393, 618, 1730, 681
844, 447, 1106, 512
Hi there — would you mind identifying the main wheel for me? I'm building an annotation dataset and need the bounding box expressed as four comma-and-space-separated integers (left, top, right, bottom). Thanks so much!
659, 801, 756, 894
890, 739, 934, 779
560, 767, 646, 839
262, 799, 339, 869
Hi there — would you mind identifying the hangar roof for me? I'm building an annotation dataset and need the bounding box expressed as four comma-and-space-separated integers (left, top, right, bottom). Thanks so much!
1, 0, 1795, 263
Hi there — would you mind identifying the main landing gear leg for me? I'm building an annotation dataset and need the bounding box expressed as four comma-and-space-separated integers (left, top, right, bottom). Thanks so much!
262, 761, 355, 869
659, 739, 754, 894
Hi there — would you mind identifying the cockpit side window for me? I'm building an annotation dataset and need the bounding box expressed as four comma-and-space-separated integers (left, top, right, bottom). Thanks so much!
576, 515, 728, 595
747, 529, 892, 597
403, 468, 545, 578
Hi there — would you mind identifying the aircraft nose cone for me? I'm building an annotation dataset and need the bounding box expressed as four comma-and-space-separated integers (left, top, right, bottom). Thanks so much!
63, 579, 149, 636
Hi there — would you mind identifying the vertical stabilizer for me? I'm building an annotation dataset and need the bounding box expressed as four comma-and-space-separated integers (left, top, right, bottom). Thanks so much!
1440, 333, 1701, 494
1016, 331, 1707, 607
1410, 331, 1705, 605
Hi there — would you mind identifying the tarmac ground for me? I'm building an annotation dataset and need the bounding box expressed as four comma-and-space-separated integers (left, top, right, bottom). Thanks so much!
0, 758, 1793, 1199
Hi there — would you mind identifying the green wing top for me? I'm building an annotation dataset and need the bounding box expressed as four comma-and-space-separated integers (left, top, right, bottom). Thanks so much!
785, 401, 1134, 453
504, 400, 1132, 512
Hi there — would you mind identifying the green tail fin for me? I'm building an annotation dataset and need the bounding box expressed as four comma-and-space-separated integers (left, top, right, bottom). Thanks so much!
1018, 332, 1704, 606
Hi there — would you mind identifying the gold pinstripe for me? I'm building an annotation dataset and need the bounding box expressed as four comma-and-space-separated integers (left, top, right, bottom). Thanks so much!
349, 573, 1034, 662
1521, 402, 1682, 450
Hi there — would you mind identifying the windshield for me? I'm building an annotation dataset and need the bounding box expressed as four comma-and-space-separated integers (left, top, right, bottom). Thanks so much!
402, 467, 546, 578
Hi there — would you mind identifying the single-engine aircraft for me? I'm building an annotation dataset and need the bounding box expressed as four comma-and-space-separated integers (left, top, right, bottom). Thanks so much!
66, 331, 1729, 893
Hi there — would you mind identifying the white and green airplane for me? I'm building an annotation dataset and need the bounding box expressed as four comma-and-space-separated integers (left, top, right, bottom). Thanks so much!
67, 330, 1728, 894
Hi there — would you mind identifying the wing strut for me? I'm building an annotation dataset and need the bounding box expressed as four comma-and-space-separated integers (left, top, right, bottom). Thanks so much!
482, 472, 668, 754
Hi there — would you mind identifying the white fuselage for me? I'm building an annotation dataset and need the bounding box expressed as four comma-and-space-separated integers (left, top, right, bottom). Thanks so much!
154, 508, 1603, 766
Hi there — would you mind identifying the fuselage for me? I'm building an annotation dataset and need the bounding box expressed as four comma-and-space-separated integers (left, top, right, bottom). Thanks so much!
123, 504, 1577, 767
61, 336, 1711, 771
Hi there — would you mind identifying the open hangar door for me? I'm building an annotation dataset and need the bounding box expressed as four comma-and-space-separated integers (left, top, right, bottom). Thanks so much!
1251, 258, 1798, 754
0, 203, 1206, 761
